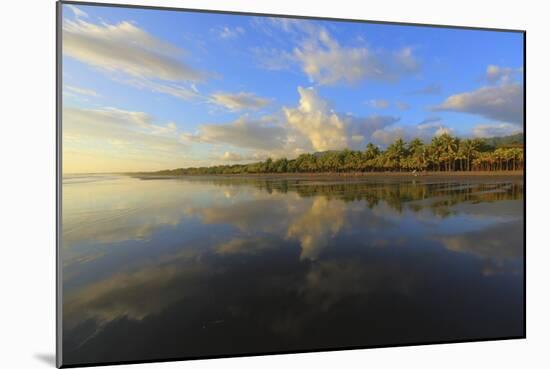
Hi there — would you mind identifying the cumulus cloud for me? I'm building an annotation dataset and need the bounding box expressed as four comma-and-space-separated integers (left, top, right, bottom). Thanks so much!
485, 65, 522, 84
63, 19, 205, 82
284, 87, 398, 151
294, 28, 419, 85
184, 87, 399, 157
284, 87, 348, 151
472, 123, 522, 137
210, 92, 270, 111
368, 99, 390, 109
433, 83, 523, 124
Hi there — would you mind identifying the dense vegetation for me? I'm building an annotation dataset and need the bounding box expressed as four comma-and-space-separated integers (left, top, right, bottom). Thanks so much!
149, 133, 524, 175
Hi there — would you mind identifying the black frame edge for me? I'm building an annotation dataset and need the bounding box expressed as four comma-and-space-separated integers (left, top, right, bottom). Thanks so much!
522, 30, 527, 339
56, 1, 63, 368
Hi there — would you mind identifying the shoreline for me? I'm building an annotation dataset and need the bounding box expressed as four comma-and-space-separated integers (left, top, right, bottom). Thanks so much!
131, 170, 524, 181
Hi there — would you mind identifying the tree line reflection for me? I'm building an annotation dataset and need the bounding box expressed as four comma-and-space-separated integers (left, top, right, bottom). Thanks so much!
179, 177, 523, 215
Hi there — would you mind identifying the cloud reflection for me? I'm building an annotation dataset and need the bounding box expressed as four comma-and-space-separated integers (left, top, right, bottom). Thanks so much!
286, 197, 346, 260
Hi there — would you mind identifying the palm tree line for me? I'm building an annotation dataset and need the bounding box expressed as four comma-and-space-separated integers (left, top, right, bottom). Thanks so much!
151, 133, 524, 175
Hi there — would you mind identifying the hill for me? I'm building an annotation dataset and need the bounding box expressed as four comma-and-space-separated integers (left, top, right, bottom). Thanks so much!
482, 133, 524, 148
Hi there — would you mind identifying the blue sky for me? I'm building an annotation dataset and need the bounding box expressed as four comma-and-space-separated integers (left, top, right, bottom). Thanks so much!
61, 3, 524, 173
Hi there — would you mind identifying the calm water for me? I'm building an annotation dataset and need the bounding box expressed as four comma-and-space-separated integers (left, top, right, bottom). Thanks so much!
61, 175, 524, 365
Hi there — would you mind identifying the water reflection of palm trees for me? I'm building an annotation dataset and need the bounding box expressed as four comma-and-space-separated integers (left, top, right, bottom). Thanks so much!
192, 177, 523, 215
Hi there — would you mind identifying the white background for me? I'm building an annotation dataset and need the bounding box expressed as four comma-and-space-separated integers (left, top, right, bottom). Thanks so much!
1, 0, 548, 368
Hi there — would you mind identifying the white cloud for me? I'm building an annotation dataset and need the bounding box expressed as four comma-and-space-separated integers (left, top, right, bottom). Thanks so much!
284, 87, 348, 150
253, 20, 419, 85
293, 28, 419, 85
252, 20, 419, 85
210, 92, 270, 111
63, 19, 205, 82
371, 118, 453, 145
252, 47, 294, 71
221, 151, 244, 161
218, 151, 268, 162
284, 87, 398, 151
394, 47, 419, 73
265, 17, 313, 34
485, 65, 522, 84
123, 78, 201, 101
472, 123, 522, 137
64, 84, 99, 97
433, 83, 523, 124
184, 87, 398, 157
65, 4, 88, 18
183, 116, 288, 151
217, 26, 245, 39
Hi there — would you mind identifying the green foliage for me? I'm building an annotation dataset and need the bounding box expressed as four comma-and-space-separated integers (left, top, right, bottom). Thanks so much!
482, 133, 524, 149
147, 134, 524, 176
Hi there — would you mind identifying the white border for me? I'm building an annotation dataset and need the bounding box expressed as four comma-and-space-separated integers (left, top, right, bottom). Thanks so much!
2, 0, 548, 368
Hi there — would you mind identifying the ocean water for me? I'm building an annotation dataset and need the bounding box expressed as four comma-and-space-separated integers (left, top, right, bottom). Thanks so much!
61, 175, 524, 365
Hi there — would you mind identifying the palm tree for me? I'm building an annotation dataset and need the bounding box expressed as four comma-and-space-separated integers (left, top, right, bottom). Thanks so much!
408, 138, 424, 155
408, 138, 426, 171
514, 148, 524, 170
459, 139, 480, 171
387, 138, 407, 171
439, 133, 459, 171
365, 143, 380, 160
429, 136, 445, 171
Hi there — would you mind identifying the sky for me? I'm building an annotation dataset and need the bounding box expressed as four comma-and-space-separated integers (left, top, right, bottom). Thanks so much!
61, 3, 524, 173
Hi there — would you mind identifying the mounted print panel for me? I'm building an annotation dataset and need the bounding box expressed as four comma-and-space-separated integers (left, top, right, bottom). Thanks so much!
57, 1, 525, 367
